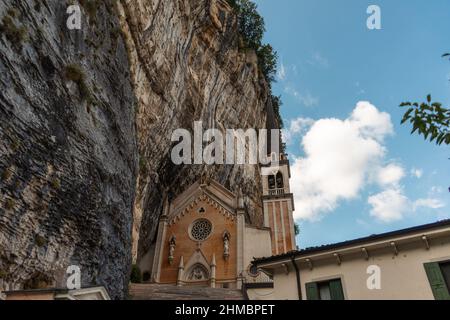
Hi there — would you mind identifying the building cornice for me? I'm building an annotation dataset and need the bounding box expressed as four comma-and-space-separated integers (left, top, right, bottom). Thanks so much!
254, 220, 450, 269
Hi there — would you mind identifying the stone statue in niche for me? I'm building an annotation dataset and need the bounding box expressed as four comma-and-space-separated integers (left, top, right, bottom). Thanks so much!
188, 264, 209, 281
168, 235, 176, 265
223, 231, 231, 260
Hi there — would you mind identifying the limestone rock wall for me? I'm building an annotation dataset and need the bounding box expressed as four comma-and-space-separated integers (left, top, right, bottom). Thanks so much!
0, 0, 137, 299
117, 0, 270, 263
0, 0, 271, 299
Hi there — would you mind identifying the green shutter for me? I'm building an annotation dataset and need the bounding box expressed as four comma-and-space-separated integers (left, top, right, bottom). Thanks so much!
329, 279, 345, 300
424, 263, 450, 300
305, 282, 319, 300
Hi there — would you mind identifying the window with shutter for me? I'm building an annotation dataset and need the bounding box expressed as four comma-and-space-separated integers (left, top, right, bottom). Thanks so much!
440, 262, 450, 291
329, 279, 345, 300
305, 282, 319, 300
424, 262, 450, 300
305, 279, 344, 300
318, 282, 331, 300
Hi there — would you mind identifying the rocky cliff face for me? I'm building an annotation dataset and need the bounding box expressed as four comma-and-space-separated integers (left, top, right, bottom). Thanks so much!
0, 0, 137, 299
0, 0, 271, 299
117, 0, 270, 263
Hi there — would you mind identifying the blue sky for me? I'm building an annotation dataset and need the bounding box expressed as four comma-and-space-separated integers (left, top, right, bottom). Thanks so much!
254, 0, 450, 248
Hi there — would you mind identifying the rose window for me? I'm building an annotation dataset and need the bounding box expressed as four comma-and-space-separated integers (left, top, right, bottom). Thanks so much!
190, 219, 212, 241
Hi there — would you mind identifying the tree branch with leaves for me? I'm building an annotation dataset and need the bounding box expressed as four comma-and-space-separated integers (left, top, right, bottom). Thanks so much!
399, 54, 450, 146
400, 95, 450, 145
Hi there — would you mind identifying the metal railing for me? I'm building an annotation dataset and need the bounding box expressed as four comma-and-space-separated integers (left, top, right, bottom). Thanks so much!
268, 188, 285, 196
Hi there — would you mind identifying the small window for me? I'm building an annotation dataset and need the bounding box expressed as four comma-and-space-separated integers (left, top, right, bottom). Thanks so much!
424, 262, 450, 300
306, 278, 344, 300
440, 261, 450, 291
268, 175, 276, 190
276, 172, 284, 189
248, 264, 259, 277
318, 282, 332, 300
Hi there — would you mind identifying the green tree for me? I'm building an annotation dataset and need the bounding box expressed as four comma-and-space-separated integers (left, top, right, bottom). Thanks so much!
399, 54, 450, 146
257, 44, 278, 83
400, 95, 450, 145
228, 0, 278, 84
229, 0, 265, 50
294, 223, 300, 236
228, 0, 284, 131
271, 95, 284, 128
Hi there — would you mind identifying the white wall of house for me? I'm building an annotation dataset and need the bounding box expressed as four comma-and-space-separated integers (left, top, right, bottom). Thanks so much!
300, 238, 450, 300
258, 230, 450, 300
246, 287, 276, 300
243, 226, 272, 270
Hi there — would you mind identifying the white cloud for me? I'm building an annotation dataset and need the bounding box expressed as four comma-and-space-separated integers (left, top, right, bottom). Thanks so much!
410, 168, 423, 179
355, 81, 366, 95
413, 198, 445, 211
290, 101, 393, 221
368, 192, 445, 223
284, 85, 319, 107
368, 188, 409, 222
288, 101, 446, 223
307, 52, 329, 68
290, 118, 314, 133
277, 62, 286, 81
376, 164, 405, 187
282, 117, 314, 145
349, 101, 394, 141
430, 186, 444, 194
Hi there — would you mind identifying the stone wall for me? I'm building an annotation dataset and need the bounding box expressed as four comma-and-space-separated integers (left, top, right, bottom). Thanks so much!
0, 0, 137, 299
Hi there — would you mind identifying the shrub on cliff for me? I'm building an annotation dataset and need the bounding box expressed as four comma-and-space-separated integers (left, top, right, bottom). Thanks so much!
130, 264, 142, 283
228, 0, 283, 134
0, 12, 28, 48
228, 0, 278, 84
271, 95, 284, 129
257, 44, 278, 83
228, 0, 265, 50
65, 64, 93, 102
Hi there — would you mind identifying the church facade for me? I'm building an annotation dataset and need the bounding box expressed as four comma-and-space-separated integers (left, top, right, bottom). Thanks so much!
139, 154, 296, 289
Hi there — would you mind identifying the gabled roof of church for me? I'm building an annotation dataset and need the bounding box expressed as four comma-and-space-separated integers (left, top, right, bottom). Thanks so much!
166, 179, 239, 225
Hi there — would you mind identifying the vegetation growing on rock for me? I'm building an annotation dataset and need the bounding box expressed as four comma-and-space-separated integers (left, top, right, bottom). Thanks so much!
5, 198, 15, 210
130, 264, 142, 283
35, 235, 47, 247
65, 64, 93, 102
228, 0, 284, 129
0, 11, 27, 47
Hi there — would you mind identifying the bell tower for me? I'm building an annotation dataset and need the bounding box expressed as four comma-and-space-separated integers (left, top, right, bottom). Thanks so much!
262, 154, 297, 255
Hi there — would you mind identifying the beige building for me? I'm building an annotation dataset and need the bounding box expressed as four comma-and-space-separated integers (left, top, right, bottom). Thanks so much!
252, 220, 450, 300
138, 154, 297, 289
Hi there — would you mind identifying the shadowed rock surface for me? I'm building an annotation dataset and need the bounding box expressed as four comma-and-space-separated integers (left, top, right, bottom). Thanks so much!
118, 0, 271, 266
0, 0, 137, 299
0, 0, 273, 299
